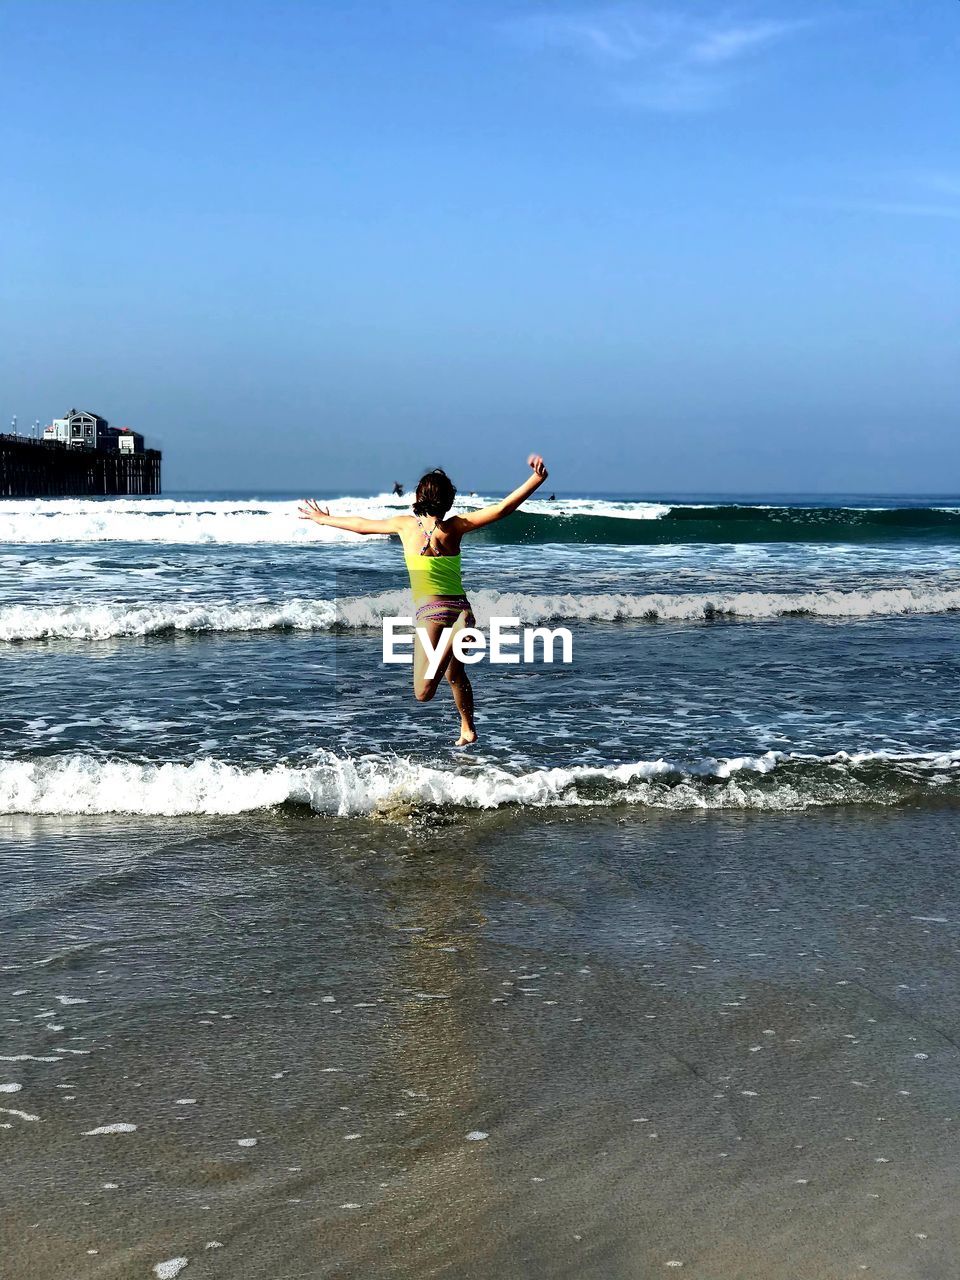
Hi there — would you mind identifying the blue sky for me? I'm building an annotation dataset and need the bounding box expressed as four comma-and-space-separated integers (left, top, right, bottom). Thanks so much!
1, 0, 957, 493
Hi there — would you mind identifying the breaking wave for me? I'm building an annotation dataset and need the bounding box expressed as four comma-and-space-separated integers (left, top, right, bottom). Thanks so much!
4, 584, 960, 642
2, 747, 960, 817
0, 495, 664, 546
3, 496, 960, 546
477, 504, 960, 546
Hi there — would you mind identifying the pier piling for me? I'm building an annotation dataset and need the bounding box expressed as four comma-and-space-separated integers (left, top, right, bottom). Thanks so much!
0, 435, 162, 497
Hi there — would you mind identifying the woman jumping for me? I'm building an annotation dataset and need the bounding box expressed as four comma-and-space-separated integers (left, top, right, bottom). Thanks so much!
299, 454, 549, 746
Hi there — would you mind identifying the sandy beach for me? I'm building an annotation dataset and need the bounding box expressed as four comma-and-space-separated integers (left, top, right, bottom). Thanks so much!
3, 805, 959, 1278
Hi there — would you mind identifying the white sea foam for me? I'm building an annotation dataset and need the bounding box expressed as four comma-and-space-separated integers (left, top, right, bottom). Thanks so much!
153, 1259, 188, 1279
517, 497, 671, 520
0, 1054, 61, 1062
0, 1106, 40, 1121
0, 494, 673, 545
83, 1122, 137, 1134
0, 497, 357, 545
3, 583, 960, 643
0, 597, 341, 641
1, 746, 958, 818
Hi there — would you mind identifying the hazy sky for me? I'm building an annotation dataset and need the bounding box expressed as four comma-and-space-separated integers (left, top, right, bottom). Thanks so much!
1, 0, 957, 493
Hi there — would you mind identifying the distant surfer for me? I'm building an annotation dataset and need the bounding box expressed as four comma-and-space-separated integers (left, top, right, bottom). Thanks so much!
392, 481, 404, 496
299, 454, 549, 745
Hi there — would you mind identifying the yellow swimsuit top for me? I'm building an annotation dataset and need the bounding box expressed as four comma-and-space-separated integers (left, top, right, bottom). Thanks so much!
404, 517, 465, 602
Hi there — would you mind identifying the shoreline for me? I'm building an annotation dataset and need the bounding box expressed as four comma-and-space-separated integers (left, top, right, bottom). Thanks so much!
3, 806, 959, 1277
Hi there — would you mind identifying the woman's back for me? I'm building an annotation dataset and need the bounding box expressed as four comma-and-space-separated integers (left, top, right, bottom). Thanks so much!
400, 515, 465, 602
398, 513, 462, 560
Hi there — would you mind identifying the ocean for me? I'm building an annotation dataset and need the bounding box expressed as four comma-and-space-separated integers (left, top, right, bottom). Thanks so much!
3, 491, 960, 1278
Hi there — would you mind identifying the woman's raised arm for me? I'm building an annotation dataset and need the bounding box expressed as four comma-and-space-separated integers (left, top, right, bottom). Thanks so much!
298, 498, 403, 535
453, 455, 548, 532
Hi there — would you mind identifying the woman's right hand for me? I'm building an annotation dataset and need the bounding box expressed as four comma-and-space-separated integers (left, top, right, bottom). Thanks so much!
528, 453, 548, 480
298, 498, 330, 523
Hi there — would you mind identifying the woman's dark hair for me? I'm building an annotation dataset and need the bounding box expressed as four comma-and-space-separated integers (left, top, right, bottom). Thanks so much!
413, 468, 456, 518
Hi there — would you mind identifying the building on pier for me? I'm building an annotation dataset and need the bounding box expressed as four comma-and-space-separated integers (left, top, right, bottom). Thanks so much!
2, 407, 161, 497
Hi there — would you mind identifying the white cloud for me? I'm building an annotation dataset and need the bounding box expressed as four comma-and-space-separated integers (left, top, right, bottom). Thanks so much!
821, 173, 960, 221
690, 20, 801, 66
503, 6, 811, 112
917, 173, 960, 199
849, 201, 960, 220
510, 9, 678, 63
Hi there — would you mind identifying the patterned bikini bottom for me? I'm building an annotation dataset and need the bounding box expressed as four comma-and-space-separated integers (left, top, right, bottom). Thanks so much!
414, 596, 475, 629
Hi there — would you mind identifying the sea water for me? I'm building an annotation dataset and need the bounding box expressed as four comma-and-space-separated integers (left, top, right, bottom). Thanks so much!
3, 490, 960, 815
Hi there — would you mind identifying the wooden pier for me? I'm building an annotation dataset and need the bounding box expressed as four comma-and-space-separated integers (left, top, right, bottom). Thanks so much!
0, 434, 162, 497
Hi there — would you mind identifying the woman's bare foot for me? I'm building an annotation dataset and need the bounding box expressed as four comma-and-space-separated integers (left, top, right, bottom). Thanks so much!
455, 724, 478, 747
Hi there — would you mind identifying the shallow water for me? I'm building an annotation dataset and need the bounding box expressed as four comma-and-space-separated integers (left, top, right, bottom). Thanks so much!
3, 807, 960, 1278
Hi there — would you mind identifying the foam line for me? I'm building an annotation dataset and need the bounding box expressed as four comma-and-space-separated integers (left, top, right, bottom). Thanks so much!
3, 583, 960, 642
1, 747, 958, 817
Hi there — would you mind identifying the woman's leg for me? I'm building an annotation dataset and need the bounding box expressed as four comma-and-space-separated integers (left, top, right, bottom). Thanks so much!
412, 610, 478, 742
445, 651, 476, 745
412, 618, 446, 703
413, 613, 468, 703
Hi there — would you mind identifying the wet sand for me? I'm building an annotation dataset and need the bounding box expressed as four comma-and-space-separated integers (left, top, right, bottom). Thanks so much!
2, 805, 960, 1278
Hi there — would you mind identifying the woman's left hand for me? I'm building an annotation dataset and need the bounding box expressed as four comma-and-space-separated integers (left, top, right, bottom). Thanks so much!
298, 498, 330, 523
